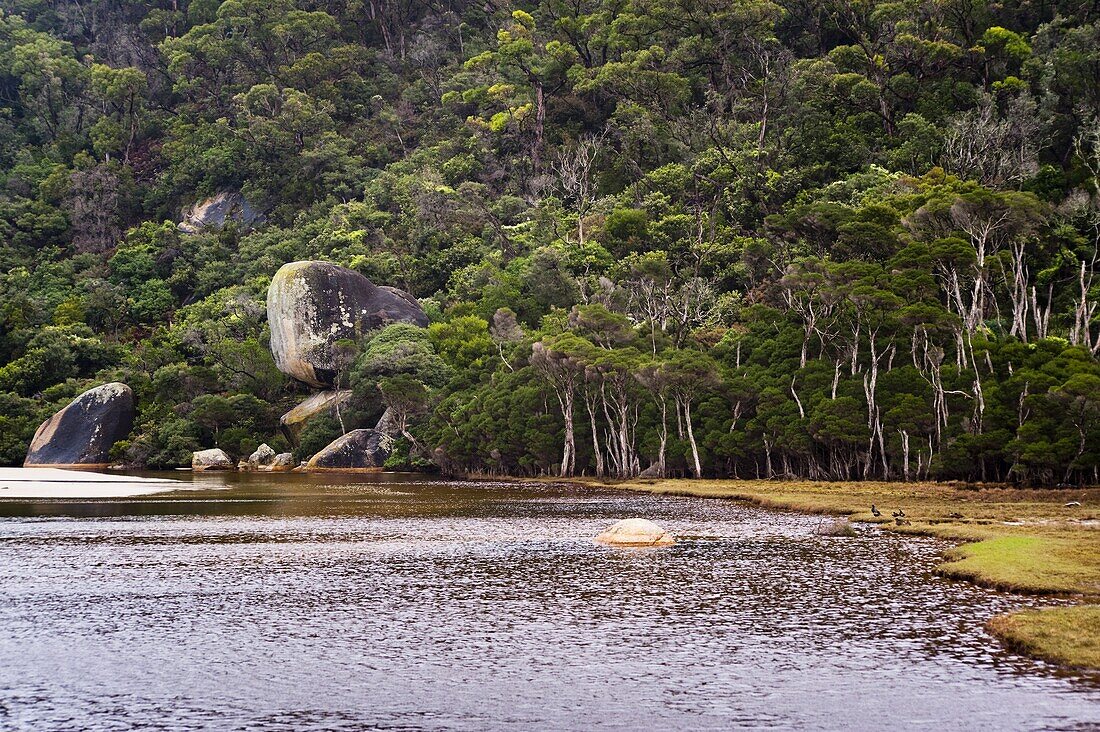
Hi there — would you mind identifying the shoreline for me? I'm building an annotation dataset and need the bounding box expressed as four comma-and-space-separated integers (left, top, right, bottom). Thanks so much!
568, 477, 1100, 671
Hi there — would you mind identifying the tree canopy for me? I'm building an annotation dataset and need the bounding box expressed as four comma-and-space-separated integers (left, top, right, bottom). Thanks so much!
2, 0, 1100, 484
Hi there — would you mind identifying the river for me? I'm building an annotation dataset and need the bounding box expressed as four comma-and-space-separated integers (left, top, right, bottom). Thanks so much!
1, 473, 1097, 730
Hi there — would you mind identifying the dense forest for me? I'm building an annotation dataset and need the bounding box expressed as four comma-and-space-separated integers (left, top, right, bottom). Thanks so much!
1, 0, 1099, 484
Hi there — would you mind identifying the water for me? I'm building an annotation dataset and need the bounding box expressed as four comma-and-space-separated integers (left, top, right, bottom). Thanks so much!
1, 473, 1098, 731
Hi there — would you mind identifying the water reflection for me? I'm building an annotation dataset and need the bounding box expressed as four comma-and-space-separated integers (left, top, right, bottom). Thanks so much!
1, 474, 1098, 731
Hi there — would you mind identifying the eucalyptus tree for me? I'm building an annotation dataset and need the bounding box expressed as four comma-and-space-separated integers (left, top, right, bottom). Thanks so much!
662, 349, 721, 478
530, 333, 591, 476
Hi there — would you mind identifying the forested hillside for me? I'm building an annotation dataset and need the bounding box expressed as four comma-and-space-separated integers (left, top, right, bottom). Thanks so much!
1, 0, 1100, 483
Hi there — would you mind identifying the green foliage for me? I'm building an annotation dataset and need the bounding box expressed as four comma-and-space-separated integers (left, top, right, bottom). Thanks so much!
295, 414, 341, 462
1, 0, 1100, 486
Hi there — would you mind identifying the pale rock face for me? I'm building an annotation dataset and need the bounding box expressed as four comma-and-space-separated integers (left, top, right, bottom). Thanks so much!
304, 428, 394, 471
24, 383, 135, 467
192, 448, 234, 471
178, 191, 263, 234
279, 389, 351, 446
594, 518, 676, 547
266, 261, 428, 388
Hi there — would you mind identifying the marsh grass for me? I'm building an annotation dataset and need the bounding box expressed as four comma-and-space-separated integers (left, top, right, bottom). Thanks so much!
987, 606, 1100, 670
939, 536, 1100, 595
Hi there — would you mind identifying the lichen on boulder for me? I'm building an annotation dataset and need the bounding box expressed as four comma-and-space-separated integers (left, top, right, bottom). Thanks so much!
24, 383, 135, 467
247, 443, 276, 469
270, 452, 296, 471
267, 261, 428, 388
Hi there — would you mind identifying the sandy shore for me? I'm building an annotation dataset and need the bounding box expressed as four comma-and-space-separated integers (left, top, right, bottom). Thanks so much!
0, 468, 184, 498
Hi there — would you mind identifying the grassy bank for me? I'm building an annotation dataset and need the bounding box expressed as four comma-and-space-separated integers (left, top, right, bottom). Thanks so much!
598, 478, 1100, 669
986, 606, 1100, 669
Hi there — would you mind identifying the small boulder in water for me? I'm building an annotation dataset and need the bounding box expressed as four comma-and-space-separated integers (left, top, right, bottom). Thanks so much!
594, 518, 675, 547
814, 518, 856, 537
192, 448, 234, 471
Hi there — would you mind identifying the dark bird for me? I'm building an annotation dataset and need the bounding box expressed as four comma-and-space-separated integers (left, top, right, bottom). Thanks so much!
947, 512, 964, 519
871, 505, 881, 517
892, 509, 906, 518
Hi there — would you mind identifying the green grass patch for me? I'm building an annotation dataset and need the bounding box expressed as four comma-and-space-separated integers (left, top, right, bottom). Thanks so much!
939, 536, 1100, 595
988, 606, 1100, 669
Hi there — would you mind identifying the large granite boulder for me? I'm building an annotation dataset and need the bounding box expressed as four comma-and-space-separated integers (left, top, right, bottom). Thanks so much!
305, 429, 394, 471
24, 383, 135, 467
179, 191, 263, 234
192, 448, 234, 471
279, 389, 351, 446
267, 261, 428, 388
594, 518, 676, 547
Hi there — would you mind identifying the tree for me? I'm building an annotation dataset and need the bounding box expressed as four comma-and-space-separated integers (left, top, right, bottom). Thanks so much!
530, 333, 591, 476
662, 349, 721, 478
379, 374, 432, 454
351, 324, 450, 421
463, 10, 578, 175
635, 357, 673, 476
553, 132, 604, 247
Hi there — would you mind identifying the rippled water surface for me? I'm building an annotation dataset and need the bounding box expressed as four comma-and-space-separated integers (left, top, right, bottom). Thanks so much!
1, 473, 1098, 731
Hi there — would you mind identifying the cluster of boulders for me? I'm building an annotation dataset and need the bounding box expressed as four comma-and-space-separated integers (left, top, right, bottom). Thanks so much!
23, 258, 428, 473
264, 260, 427, 470
190, 444, 296, 472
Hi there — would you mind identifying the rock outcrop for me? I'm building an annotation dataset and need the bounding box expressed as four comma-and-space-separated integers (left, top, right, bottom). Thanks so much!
192, 448, 234, 471
271, 452, 296, 471
267, 261, 428, 388
179, 191, 263, 234
594, 518, 676, 547
305, 428, 394, 471
247, 443, 276, 469
279, 389, 351, 446
238, 443, 295, 472
24, 383, 135, 467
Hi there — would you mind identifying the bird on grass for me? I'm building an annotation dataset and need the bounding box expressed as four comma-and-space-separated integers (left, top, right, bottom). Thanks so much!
892, 509, 906, 518
871, 504, 881, 517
